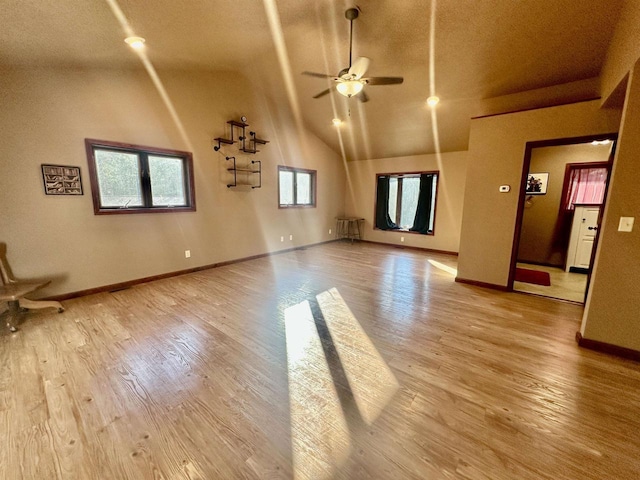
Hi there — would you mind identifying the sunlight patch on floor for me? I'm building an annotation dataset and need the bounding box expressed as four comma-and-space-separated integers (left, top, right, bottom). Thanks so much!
285, 300, 350, 480
317, 288, 399, 425
428, 259, 458, 277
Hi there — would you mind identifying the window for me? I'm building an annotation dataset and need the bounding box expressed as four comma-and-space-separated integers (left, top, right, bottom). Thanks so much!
278, 166, 316, 208
85, 139, 195, 214
562, 165, 609, 211
375, 172, 438, 234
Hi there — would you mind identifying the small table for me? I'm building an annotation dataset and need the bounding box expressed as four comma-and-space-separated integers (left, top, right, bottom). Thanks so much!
336, 217, 364, 242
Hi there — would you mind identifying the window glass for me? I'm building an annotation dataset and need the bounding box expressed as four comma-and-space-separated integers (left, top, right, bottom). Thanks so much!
149, 155, 186, 206
279, 170, 294, 205
278, 166, 316, 208
86, 139, 195, 214
95, 149, 144, 208
399, 176, 420, 229
375, 172, 438, 235
296, 172, 311, 205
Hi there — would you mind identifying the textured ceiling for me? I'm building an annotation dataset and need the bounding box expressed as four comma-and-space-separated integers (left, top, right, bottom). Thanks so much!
0, 0, 625, 159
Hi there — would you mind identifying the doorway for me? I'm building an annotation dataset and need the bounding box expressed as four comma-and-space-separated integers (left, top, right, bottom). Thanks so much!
509, 134, 616, 303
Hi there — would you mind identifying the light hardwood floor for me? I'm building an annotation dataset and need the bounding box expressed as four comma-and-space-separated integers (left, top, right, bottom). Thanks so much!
515, 262, 588, 303
1, 242, 639, 479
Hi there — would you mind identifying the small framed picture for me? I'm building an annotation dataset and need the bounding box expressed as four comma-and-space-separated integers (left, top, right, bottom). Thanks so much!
41, 164, 83, 195
525, 172, 548, 195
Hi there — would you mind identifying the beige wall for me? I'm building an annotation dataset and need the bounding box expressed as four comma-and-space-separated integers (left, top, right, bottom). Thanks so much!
457, 100, 621, 286
344, 152, 468, 253
601, 0, 640, 102
0, 66, 345, 296
582, 60, 640, 351
518, 143, 611, 266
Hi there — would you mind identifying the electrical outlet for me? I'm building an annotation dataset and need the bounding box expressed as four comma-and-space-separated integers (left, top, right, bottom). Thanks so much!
289, 234, 293, 241
400, 237, 405, 243
185, 250, 191, 258
280, 236, 284, 242
329, 228, 332, 235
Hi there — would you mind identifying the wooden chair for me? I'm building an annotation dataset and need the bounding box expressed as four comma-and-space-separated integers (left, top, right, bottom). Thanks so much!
0, 243, 64, 332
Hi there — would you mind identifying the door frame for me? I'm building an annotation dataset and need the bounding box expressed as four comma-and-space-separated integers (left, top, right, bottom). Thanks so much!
508, 133, 618, 302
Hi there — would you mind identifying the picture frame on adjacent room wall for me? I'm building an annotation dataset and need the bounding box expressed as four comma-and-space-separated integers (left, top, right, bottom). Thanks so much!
41, 164, 83, 195
525, 172, 548, 195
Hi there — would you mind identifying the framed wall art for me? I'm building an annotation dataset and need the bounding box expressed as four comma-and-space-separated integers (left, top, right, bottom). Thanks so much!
41, 164, 83, 195
525, 172, 549, 195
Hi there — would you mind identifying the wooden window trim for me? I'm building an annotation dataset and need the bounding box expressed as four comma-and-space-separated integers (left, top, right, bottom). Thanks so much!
278, 165, 317, 208
373, 171, 439, 235
85, 139, 196, 215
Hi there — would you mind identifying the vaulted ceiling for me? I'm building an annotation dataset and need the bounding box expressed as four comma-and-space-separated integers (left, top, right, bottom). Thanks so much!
0, 0, 625, 159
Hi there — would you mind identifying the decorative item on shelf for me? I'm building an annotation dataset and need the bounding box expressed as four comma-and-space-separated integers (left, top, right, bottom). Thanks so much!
226, 156, 262, 189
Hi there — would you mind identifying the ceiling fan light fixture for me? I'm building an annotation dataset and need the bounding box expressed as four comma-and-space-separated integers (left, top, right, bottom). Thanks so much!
426, 96, 440, 107
124, 36, 146, 50
336, 80, 364, 98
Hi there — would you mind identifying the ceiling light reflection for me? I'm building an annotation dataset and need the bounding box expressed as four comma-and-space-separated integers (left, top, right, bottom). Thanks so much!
124, 36, 146, 50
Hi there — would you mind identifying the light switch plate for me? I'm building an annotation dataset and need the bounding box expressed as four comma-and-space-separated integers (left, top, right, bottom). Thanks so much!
618, 217, 634, 232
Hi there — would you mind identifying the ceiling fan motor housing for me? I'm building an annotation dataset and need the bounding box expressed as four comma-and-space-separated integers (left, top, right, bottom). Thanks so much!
345, 8, 359, 20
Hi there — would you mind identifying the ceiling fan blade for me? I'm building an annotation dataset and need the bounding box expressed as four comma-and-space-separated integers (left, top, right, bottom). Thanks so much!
302, 71, 334, 79
364, 77, 404, 85
348, 56, 371, 79
313, 88, 332, 99
356, 90, 369, 103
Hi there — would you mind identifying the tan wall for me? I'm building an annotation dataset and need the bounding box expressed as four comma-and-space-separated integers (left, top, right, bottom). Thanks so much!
0, 66, 345, 296
601, 1, 640, 101
518, 143, 611, 266
582, 60, 640, 351
344, 152, 468, 252
457, 100, 621, 286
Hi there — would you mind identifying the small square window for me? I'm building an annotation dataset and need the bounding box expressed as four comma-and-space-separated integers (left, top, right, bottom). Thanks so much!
278, 166, 316, 208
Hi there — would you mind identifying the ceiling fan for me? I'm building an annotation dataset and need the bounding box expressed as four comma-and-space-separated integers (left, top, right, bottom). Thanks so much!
302, 7, 404, 102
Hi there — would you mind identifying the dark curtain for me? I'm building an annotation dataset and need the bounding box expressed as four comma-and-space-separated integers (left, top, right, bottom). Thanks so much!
375, 176, 399, 230
410, 174, 434, 234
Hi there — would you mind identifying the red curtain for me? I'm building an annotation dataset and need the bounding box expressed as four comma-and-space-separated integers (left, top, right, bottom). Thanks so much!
563, 167, 608, 210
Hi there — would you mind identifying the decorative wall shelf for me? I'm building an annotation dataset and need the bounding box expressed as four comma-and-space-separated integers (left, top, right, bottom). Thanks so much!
213, 116, 269, 189
213, 118, 269, 154
226, 156, 262, 189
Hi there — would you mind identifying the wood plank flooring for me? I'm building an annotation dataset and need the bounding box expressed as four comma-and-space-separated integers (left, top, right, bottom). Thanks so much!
515, 262, 588, 303
1, 241, 639, 479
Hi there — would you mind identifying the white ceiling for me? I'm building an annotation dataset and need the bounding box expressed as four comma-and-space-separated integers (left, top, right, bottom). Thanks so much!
0, 0, 625, 159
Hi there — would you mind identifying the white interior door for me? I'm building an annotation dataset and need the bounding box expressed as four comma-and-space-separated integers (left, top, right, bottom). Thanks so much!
566, 206, 600, 271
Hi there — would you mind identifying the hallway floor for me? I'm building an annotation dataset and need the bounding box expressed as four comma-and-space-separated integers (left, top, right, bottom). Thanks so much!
514, 262, 588, 303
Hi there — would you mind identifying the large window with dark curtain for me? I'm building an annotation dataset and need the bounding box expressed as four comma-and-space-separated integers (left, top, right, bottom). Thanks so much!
375, 172, 438, 234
